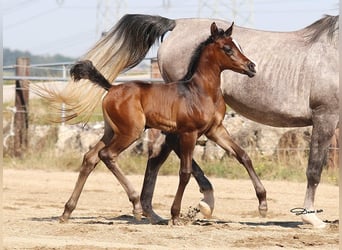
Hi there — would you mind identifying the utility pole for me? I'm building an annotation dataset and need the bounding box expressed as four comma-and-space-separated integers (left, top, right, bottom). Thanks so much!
96, 0, 127, 37
162, 0, 171, 10
56, 0, 64, 6
197, 0, 254, 27
230, 0, 254, 27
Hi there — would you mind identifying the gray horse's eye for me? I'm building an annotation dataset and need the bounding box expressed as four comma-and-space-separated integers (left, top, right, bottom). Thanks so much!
223, 45, 233, 55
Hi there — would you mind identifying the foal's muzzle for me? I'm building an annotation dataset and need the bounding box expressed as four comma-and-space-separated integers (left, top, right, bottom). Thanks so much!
245, 61, 256, 78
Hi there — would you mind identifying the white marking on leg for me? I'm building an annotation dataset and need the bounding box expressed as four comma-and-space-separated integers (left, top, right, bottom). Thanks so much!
302, 213, 327, 228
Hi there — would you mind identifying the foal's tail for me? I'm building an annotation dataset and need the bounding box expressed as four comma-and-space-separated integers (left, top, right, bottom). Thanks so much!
33, 14, 176, 123
70, 60, 112, 91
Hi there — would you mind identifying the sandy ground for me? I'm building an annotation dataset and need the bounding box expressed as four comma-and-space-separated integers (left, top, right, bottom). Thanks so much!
3, 169, 339, 249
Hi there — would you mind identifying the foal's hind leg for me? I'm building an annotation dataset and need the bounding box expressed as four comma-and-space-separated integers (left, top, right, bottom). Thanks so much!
60, 123, 113, 223
99, 133, 143, 219
206, 124, 267, 217
141, 132, 172, 224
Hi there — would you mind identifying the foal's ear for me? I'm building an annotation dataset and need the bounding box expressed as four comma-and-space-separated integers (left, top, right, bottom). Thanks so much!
210, 22, 219, 37
225, 22, 234, 37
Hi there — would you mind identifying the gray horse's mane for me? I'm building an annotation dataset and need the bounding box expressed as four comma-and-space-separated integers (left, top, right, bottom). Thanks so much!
304, 14, 339, 43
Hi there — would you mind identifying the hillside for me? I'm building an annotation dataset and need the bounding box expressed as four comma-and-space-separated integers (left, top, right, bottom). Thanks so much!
3, 48, 76, 66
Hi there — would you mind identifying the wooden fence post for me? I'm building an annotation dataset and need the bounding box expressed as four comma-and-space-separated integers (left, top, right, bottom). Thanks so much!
150, 58, 162, 81
13, 57, 30, 158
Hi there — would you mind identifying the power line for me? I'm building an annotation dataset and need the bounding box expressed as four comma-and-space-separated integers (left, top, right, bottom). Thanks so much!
56, 0, 64, 6
28, 30, 97, 56
96, 0, 127, 36
4, 7, 59, 29
3, 0, 39, 14
197, 0, 254, 27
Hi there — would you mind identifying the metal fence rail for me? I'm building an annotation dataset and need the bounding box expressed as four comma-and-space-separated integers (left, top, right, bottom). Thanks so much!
3, 58, 163, 82
3, 76, 164, 82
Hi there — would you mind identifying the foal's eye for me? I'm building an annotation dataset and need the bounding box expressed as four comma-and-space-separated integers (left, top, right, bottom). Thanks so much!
223, 45, 233, 55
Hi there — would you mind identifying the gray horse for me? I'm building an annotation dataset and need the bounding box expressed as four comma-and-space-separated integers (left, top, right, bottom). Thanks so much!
152, 14, 338, 228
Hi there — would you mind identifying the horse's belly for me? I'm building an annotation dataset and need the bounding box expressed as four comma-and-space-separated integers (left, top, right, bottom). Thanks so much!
222, 92, 312, 127
146, 114, 177, 132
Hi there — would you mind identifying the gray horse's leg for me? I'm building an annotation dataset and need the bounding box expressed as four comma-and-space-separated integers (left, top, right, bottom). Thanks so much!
302, 113, 338, 228
60, 123, 113, 222
141, 131, 214, 224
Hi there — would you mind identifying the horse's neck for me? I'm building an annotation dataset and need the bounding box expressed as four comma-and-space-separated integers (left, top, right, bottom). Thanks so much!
192, 48, 222, 96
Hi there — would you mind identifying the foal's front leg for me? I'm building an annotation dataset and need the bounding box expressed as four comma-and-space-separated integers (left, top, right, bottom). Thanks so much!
141, 131, 214, 224
206, 124, 268, 217
165, 133, 214, 217
170, 132, 197, 225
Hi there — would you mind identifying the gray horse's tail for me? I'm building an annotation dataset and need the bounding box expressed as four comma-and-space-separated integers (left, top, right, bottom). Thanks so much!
33, 14, 176, 123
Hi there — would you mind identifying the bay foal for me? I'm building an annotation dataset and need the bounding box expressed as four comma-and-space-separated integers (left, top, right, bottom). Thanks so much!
69, 22, 264, 224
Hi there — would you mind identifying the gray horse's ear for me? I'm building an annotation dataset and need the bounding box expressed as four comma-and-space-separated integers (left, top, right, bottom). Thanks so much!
210, 22, 219, 37
225, 22, 234, 37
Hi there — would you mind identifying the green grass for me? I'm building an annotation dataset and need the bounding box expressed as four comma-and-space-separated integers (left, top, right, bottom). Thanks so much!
3, 142, 339, 186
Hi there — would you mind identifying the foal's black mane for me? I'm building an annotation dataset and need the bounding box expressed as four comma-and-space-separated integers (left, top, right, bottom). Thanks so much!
304, 14, 339, 43
180, 28, 225, 81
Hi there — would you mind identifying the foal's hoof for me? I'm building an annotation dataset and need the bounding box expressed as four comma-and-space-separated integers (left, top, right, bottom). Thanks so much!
133, 209, 143, 221
59, 216, 68, 223
200, 191, 214, 218
169, 217, 184, 226
198, 200, 212, 218
258, 203, 268, 218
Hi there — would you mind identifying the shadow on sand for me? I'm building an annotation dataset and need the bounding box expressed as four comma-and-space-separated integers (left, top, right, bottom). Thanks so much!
29, 214, 319, 228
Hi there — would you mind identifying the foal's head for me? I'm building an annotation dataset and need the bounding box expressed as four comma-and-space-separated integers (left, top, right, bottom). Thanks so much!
210, 22, 256, 78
